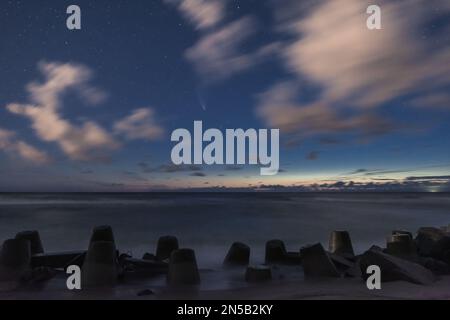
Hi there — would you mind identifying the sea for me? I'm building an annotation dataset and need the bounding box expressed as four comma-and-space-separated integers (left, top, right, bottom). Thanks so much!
1, 192, 449, 262
1, 192, 449, 292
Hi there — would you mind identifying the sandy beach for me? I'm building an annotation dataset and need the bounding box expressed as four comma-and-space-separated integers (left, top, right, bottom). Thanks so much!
2, 273, 450, 300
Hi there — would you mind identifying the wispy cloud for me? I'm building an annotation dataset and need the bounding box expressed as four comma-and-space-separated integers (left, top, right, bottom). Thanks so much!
0, 128, 51, 164
345, 164, 450, 178
306, 151, 319, 160
138, 162, 203, 173
5, 61, 165, 162
114, 108, 164, 141
258, 0, 450, 143
225, 165, 243, 171
165, 0, 225, 30
190, 172, 207, 177
410, 93, 450, 110
6, 62, 119, 161
257, 81, 393, 142
406, 175, 450, 181
280, 0, 450, 107
186, 16, 279, 82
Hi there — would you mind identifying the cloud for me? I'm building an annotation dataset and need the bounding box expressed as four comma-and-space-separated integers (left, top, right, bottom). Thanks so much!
344, 164, 450, 178
165, 0, 225, 30
406, 175, 450, 181
348, 169, 370, 175
159, 164, 202, 173
138, 162, 203, 173
0, 128, 50, 164
281, 0, 450, 107
225, 165, 243, 171
254, 178, 450, 192
306, 151, 319, 160
257, 81, 393, 141
259, 0, 450, 143
319, 137, 341, 145
410, 93, 450, 110
6, 62, 119, 161
114, 108, 164, 141
185, 16, 280, 82
190, 172, 207, 177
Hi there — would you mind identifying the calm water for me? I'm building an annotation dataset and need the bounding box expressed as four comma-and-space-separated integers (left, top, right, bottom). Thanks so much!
0, 192, 449, 269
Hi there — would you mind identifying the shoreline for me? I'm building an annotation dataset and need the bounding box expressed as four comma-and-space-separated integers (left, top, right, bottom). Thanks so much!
3, 275, 450, 300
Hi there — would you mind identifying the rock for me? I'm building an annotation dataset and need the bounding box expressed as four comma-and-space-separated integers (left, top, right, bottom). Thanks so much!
63, 252, 86, 269
245, 265, 272, 282
90, 225, 115, 245
122, 257, 168, 277
359, 246, 435, 285
392, 230, 413, 239
329, 230, 354, 257
137, 289, 154, 296
344, 262, 362, 278
1, 239, 31, 268
418, 257, 450, 275
300, 243, 340, 278
328, 252, 355, 271
167, 249, 200, 285
15, 230, 44, 255
142, 253, 157, 261
31, 251, 86, 269
29, 267, 57, 283
156, 236, 179, 261
223, 242, 250, 266
265, 240, 287, 264
415, 227, 450, 263
0, 238, 31, 281
284, 252, 302, 264
386, 233, 418, 260
81, 241, 118, 288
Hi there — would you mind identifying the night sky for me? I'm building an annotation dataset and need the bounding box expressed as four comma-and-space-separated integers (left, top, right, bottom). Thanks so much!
0, 0, 449, 192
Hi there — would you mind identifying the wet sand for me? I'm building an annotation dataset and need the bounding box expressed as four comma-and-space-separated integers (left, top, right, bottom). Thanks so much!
2, 273, 450, 300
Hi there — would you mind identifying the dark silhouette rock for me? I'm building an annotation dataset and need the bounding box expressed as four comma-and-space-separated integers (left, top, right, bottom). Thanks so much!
359, 246, 435, 285
31, 250, 86, 269
386, 233, 418, 260
122, 257, 168, 278
90, 225, 115, 245
265, 240, 287, 264
245, 265, 272, 282
137, 289, 154, 296
29, 267, 57, 283
418, 257, 450, 275
81, 241, 118, 288
156, 236, 179, 261
329, 230, 354, 257
1, 239, 31, 268
300, 243, 340, 278
142, 252, 157, 261
415, 227, 450, 263
64, 252, 86, 269
284, 252, 302, 264
0, 238, 31, 281
224, 242, 250, 266
392, 230, 413, 239
344, 261, 362, 278
15, 230, 44, 255
167, 249, 200, 285
328, 252, 355, 272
